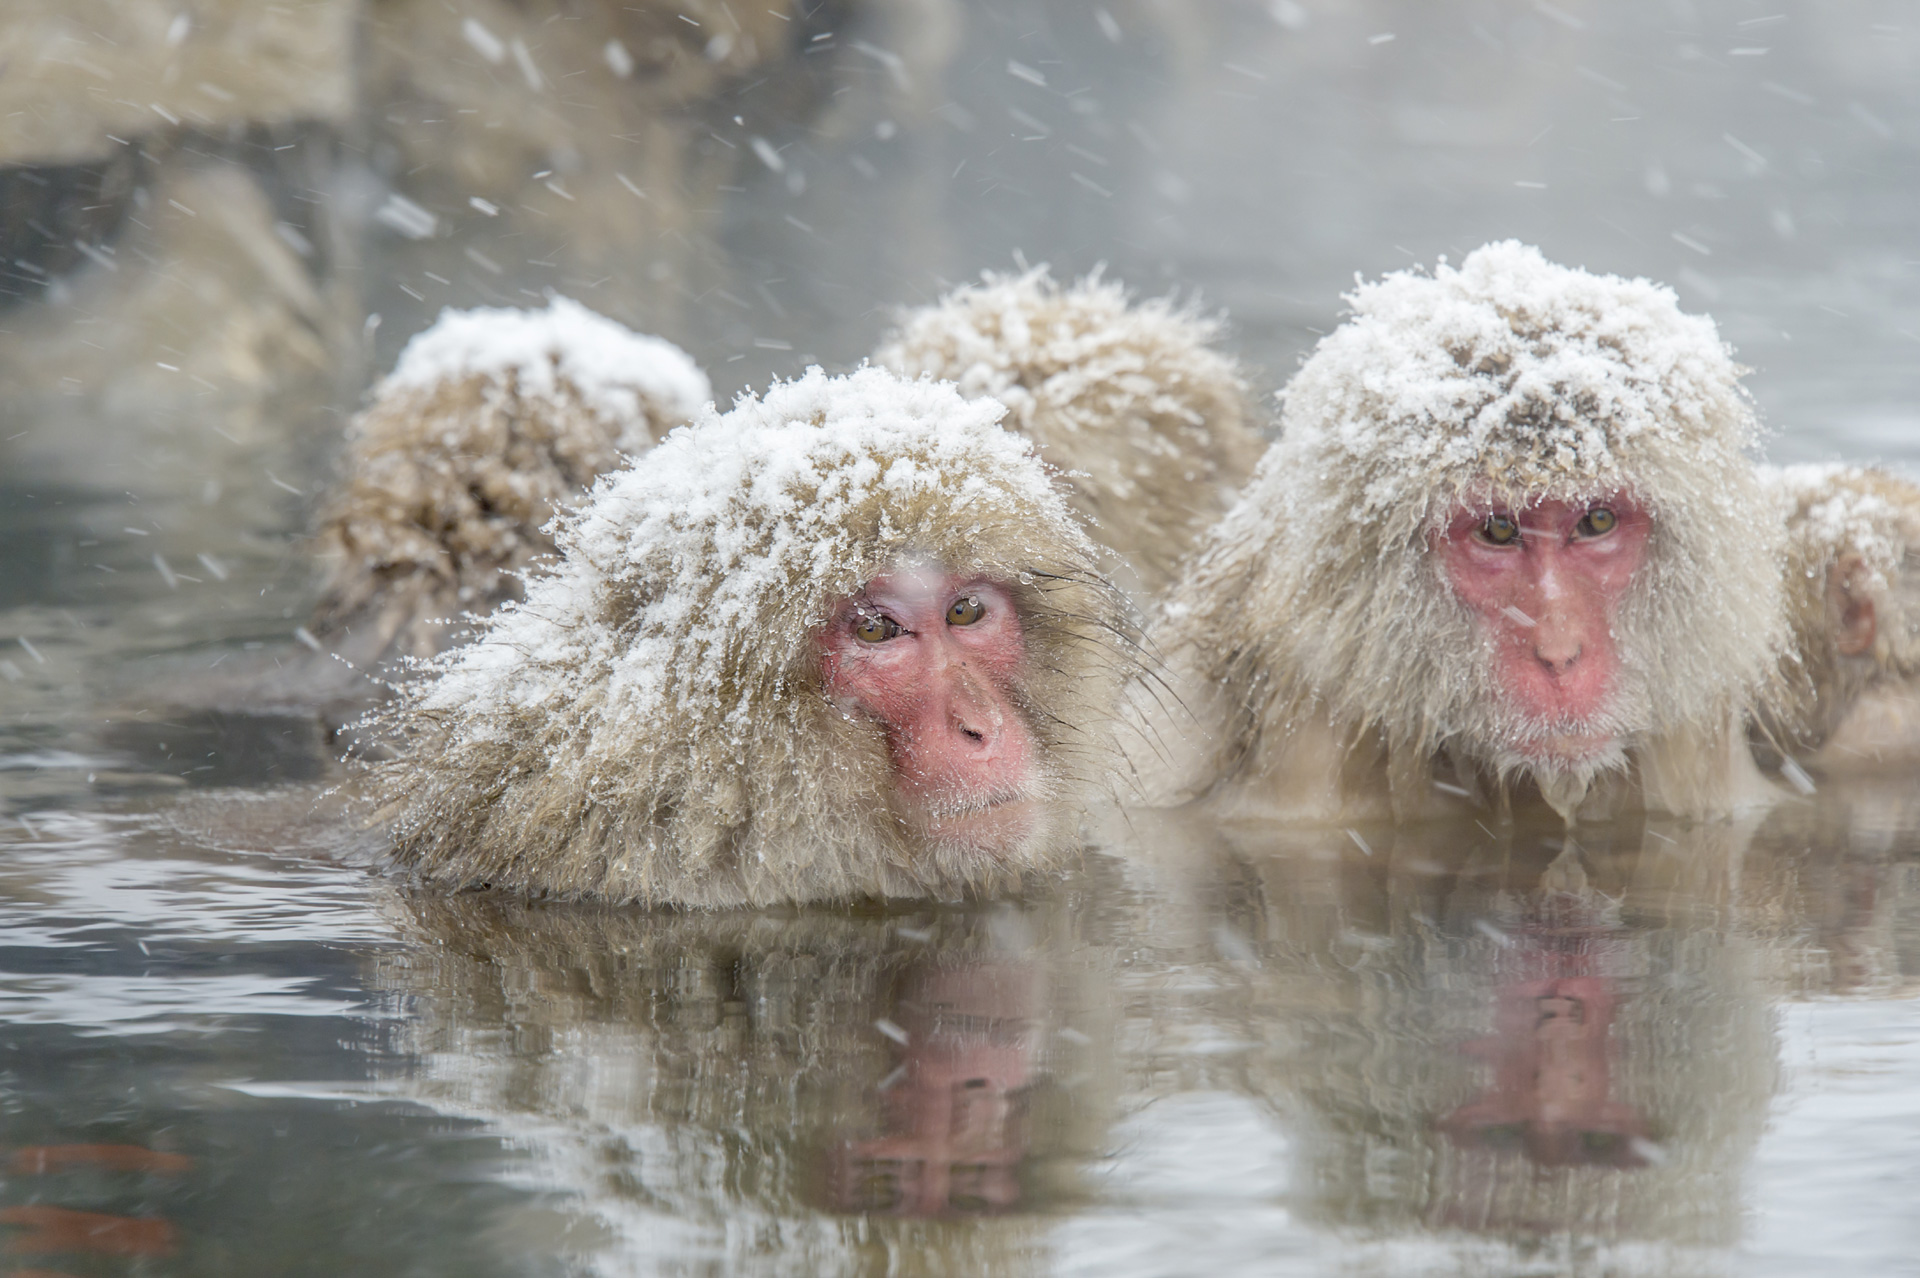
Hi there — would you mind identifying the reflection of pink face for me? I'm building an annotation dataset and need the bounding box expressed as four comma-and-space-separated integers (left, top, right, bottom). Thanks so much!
824, 961, 1039, 1218
819, 568, 1038, 852
1439, 975, 1650, 1169
1433, 496, 1652, 762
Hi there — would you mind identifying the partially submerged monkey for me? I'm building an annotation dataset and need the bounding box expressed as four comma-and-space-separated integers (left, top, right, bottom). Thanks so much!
1758, 463, 1920, 769
1141, 241, 1789, 824
310, 297, 710, 672
375, 366, 1133, 907
872, 267, 1263, 595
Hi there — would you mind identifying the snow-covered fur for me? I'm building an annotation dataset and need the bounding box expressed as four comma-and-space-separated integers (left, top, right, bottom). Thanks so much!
1148, 241, 1787, 821
311, 298, 710, 669
873, 267, 1262, 595
375, 366, 1131, 908
1757, 463, 1920, 762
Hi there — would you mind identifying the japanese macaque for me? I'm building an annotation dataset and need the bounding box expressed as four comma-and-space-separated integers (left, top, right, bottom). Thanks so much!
872, 267, 1263, 595
1757, 463, 1920, 770
1139, 241, 1788, 824
374, 366, 1131, 907
309, 297, 710, 671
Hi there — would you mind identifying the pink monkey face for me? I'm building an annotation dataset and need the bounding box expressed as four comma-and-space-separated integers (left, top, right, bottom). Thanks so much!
1434, 495, 1653, 762
819, 568, 1039, 853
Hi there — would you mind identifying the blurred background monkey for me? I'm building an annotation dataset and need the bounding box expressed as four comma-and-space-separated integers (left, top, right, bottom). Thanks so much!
874, 267, 1263, 598
1758, 463, 1920, 772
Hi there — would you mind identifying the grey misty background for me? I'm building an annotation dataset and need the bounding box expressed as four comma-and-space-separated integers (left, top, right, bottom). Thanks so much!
0, 0, 1916, 680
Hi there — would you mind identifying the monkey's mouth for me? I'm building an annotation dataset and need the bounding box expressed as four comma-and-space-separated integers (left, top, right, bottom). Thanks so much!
902, 790, 1041, 853
1520, 729, 1622, 763
1497, 701, 1631, 765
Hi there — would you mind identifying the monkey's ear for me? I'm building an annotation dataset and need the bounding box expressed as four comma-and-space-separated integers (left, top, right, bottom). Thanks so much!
1829, 552, 1878, 657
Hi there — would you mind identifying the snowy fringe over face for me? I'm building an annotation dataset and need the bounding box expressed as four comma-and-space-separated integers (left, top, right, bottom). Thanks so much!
1159, 241, 1788, 807
376, 366, 1133, 909
1758, 463, 1920, 752
873, 266, 1263, 593
311, 296, 710, 666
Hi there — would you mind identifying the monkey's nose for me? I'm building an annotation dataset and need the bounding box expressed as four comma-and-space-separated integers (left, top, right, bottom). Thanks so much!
941, 666, 1007, 753
948, 703, 1000, 752
1534, 641, 1582, 677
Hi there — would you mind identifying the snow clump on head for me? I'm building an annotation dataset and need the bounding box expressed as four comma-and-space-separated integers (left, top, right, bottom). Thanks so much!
1765, 463, 1918, 595
384, 295, 710, 447
1279, 239, 1760, 534
873, 266, 1261, 592
379, 365, 1129, 909
1162, 242, 1788, 792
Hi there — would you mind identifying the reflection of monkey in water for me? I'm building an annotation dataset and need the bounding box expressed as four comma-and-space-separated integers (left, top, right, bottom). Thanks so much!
827, 959, 1041, 1218
1438, 944, 1650, 1170
1145, 818, 1779, 1251
365, 891, 1107, 1274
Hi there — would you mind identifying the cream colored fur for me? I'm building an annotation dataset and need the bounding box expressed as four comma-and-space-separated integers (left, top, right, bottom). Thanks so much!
873, 267, 1263, 595
310, 303, 705, 669
1140, 242, 1788, 824
372, 367, 1132, 908
1757, 463, 1920, 768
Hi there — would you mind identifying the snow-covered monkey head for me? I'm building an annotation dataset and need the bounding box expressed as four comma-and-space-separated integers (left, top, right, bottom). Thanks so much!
380, 367, 1133, 906
1165, 241, 1786, 814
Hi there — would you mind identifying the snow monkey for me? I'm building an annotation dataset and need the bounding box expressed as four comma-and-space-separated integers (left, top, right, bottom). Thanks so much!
1757, 463, 1920, 770
309, 297, 710, 671
1142, 241, 1788, 825
374, 366, 1133, 908
872, 267, 1264, 595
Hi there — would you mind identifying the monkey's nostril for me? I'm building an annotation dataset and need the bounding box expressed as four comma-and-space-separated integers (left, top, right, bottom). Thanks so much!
961, 726, 985, 743
1534, 643, 1581, 675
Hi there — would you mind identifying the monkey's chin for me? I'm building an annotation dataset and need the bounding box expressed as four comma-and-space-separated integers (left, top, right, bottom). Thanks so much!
1493, 734, 1630, 823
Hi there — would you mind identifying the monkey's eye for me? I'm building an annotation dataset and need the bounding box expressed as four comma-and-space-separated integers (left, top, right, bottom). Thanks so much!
1478, 513, 1520, 546
854, 614, 901, 643
947, 595, 985, 626
1577, 505, 1618, 537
